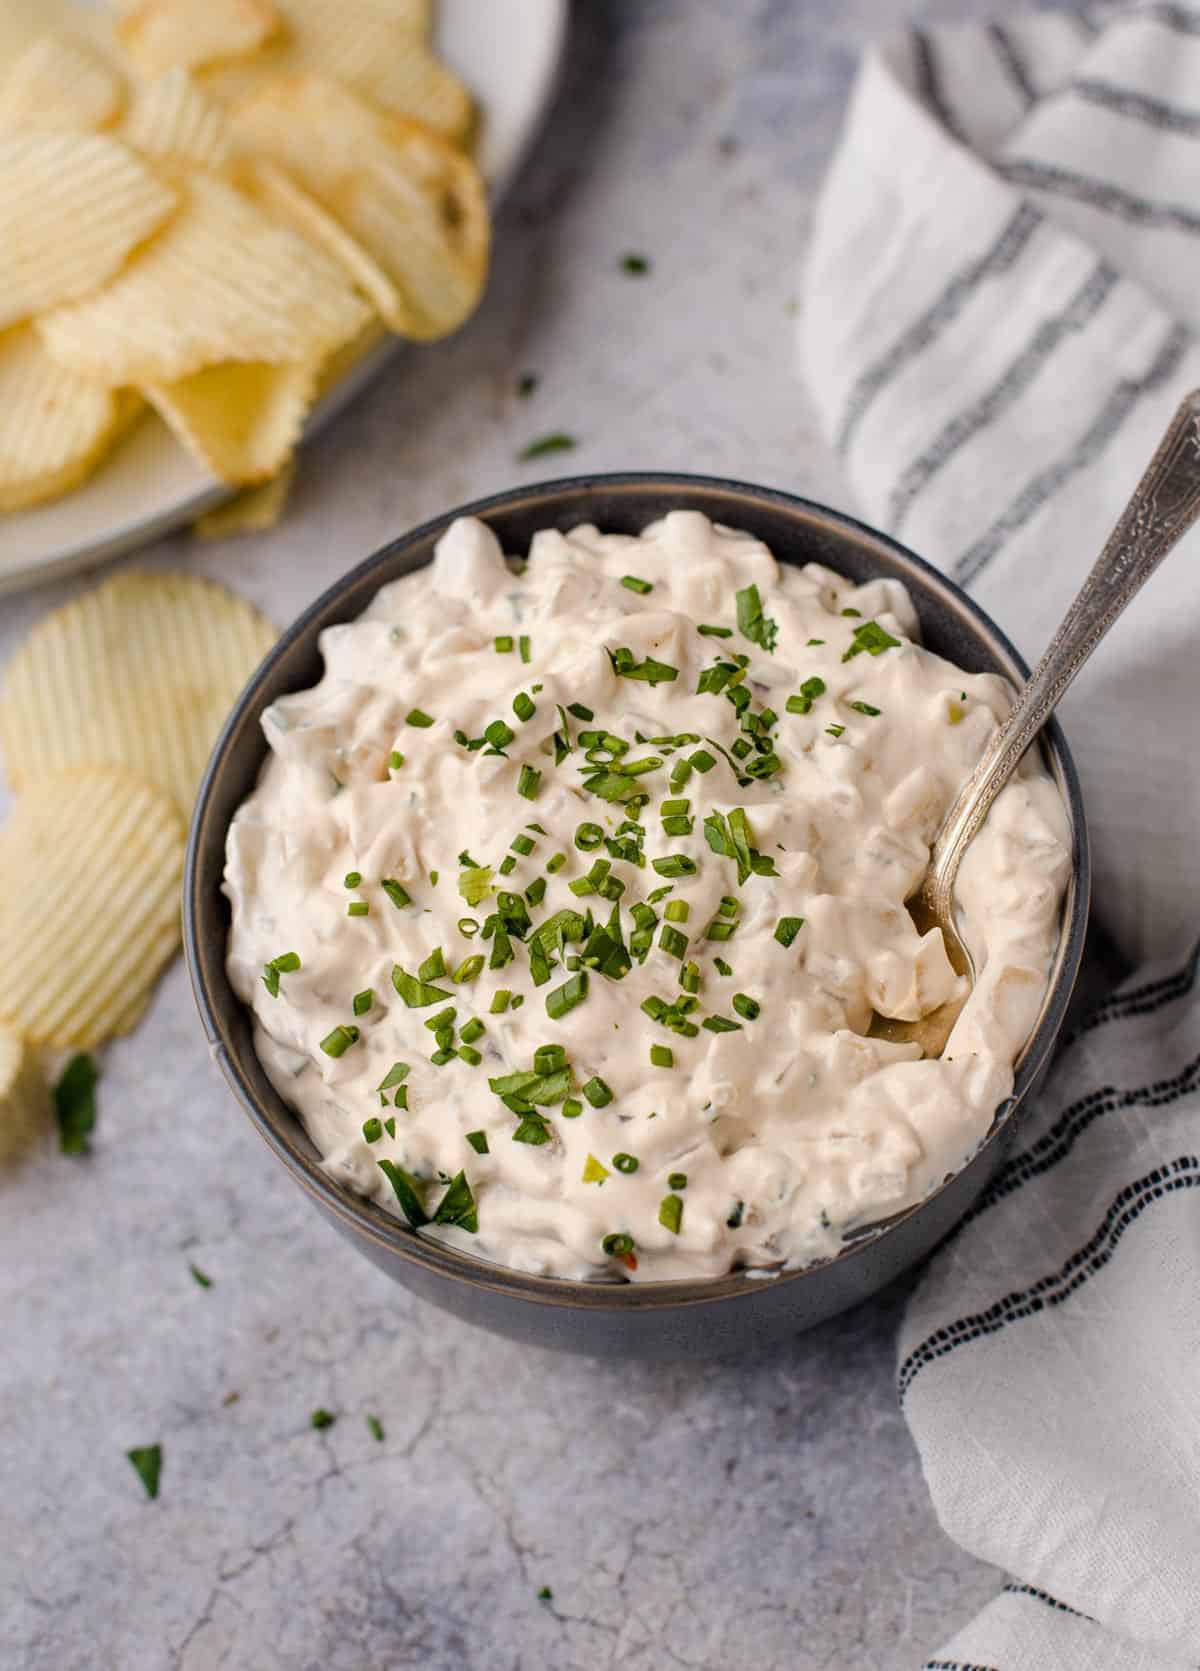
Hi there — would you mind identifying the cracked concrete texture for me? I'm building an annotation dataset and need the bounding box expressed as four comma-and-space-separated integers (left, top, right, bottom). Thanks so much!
0, 0, 1079, 1664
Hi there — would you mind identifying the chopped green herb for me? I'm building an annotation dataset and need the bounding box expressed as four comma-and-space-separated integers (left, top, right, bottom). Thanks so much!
538, 1585, 554, 1602
621, 574, 653, 594
380, 878, 411, 909
458, 917, 480, 938
453, 954, 485, 983
495, 634, 514, 653
583, 1075, 613, 1108
320, 1024, 360, 1057
513, 1113, 551, 1145
391, 965, 454, 1008
732, 992, 761, 1020
419, 947, 447, 982
664, 899, 690, 923
546, 971, 589, 1020
518, 432, 577, 461
517, 764, 542, 800
525, 876, 547, 907
735, 583, 778, 653
343, 870, 362, 888
702, 1014, 741, 1033
54, 1053, 97, 1155
607, 646, 678, 685
367, 1415, 385, 1442
405, 708, 434, 728
774, 916, 804, 948
188, 1263, 213, 1288
517, 373, 538, 398
466, 1130, 489, 1154
621, 252, 650, 274
826, 724, 845, 737
842, 606, 862, 617
842, 619, 901, 661
378, 1062, 411, 1092
667, 1172, 688, 1190
126, 1444, 162, 1500
310, 1408, 336, 1430
659, 925, 688, 960
650, 1044, 674, 1068
378, 1160, 429, 1225
458, 865, 494, 908
352, 988, 374, 1016
714, 956, 733, 977
458, 1045, 482, 1066
460, 1018, 485, 1045
362, 1117, 383, 1143
658, 1194, 683, 1234
431, 1170, 478, 1232
651, 855, 696, 878
490, 990, 513, 1014
697, 624, 732, 638
849, 700, 881, 716
385, 1115, 397, 1134
261, 950, 300, 998
612, 1153, 639, 1174
567, 702, 594, 721
347, 901, 369, 917
519, 634, 532, 663
575, 822, 604, 851
583, 1153, 609, 1183
689, 748, 716, 773
561, 1097, 583, 1118
485, 719, 515, 751
602, 1231, 635, 1256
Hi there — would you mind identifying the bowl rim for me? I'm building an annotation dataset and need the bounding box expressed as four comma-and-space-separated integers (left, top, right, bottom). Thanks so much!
184, 471, 1090, 1311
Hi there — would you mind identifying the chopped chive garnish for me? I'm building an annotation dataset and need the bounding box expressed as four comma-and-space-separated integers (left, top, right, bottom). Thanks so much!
511, 833, 536, 856
658, 1194, 683, 1234
378, 1062, 410, 1092
689, 748, 716, 773
513, 691, 537, 722
735, 583, 778, 653
419, 947, 446, 981
430, 871, 439, 884
718, 896, 738, 917
567, 702, 594, 721
517, 372, 538, 398
602, 1231, 635, 1256
534, 1044, 568, 1073
378, 1159, 429, 1225
385, 1113, 398, 1132
367, 1415, 385, 1442
826, 724, 845, 737
849, 701, 881, 716
517, 764, 542, 800
612, 1152, 639, 1174
650, 1044, 674, 1068
431, 1047, 457, 1066
381, 878, 411, 910
499, 855, 517, 876
261, 951, 300, 998
388, 751, 404, 769
458, 865, 494, 907
406, 708, 434, 728
583, 1152, 609, 1184
466, 1130, 489, 1154
621, 252, 650, 274
362, 1117, 383, 1143
562, 1097, 583, 1118
546, 971, 589, 1020
518, 433, 577, 461
583, 1075, 613, 1107
320, 1024, 360, 1058
702, 1015, 741, 1033
774, 916, 804, 947
458, 1045, 482, 1066
519, 635, 531, 663
495, 635, 514, 653
661, 815, 693, 836
680, 960, 701, 994
842, 620, 901, 661
344, 871, 362, 888
347, 901, 369, 917
668, 1172, 688, 1190
526, 877, 547, 906
732, 993, 761, 1020
697, 624, 732, 638
705, 919, 736, 941
453, 954, 485, 983
608, 646, 678, 685
352, 988, 373, 1016
490, 990, 512, 1013
486, 719, 515, 750
392, 965, 453, 1008
659, 925, 688, 960
512, 1113, 551, 1144
621, 575, 653, 594
575, 822, 604, 851
458, 917, 480, 937
714, 956, 733, 977
460, 1018, 485, 1045
310, 1408, 336, 1429
651, 855, 696, 878
126, 1444, 162, 1499
842, 606, 861, 617
189, 1263, 212, 1288
664, 899, 689, 923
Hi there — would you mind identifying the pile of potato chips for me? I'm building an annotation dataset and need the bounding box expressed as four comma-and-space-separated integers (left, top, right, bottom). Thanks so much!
0, 0, 488, 513
0, 567, 277, 1153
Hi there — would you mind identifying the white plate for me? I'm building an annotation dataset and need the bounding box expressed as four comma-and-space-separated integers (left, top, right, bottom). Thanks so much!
0, 0, 568, 596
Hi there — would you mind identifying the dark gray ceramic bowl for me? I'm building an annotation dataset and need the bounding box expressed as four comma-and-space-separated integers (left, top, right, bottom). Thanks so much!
185, 474, 1089, 1359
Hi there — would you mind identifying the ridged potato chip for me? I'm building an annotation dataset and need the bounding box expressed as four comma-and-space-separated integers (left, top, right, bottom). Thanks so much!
193, 458, 294, 538
203, 0, 471, 143
145, 357, 319, 485
122, 67, 234, 175
241, 157, 403, 325
0, 768, 184, 1050
37, 171, 371, 383
119, 0, 278, 77
0, 571, 276, 818
0, 1025, 49, 1162
231, 75, 488, 339
0, 33, 126, 133
0, 326, 141, 512
0, 131, 176, 331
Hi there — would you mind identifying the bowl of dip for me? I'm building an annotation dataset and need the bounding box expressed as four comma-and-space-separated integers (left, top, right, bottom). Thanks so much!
185, 475, 1089, 1358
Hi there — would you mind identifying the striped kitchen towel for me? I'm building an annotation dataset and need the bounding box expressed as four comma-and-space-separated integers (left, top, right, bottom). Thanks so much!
803, 5, 1200, 1668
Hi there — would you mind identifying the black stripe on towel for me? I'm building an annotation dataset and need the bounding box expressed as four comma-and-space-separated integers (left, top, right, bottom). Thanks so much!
1002, 1583, 1086, 1620
963, 1051, 1200, 1221
952, 321, 1190, 585
835, 204, 1042, 456
912, 29, 967, 143
998, 158, 1200, 236
1073, 940, 1200, 1037
925, 1661, 1001, 1671
988, 22, 1038, 107
898, 1156, 1200, 1398
887, 262, 1118, 533
1067, 77, 1200, 137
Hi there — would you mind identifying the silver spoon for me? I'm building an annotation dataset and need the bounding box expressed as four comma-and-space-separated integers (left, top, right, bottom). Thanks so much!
870, 388, 1200, 1058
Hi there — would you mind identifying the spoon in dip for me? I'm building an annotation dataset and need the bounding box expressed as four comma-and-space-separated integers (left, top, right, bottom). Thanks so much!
871, 389, 1200, 1058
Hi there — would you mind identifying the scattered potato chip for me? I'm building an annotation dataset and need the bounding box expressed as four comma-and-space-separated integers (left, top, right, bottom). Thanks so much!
0, 571, 276, 818
241, 158, 403, 325
231, 75, 488, 339
0, 1025, 50, 1163
0, 33, 126, 133
203, 0, 471, 143
193, 458, 295, 538
0, 131, 176, 332
0, 327, 141, 512
119, 0, 278, 77
0, 768, 184, 1050
37, 172, 371, 384
122, 67, 234, 175
145, 357, 320, 485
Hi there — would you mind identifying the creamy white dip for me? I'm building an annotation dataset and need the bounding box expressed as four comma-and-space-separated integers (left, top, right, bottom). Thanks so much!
225, 511, 1071, 1282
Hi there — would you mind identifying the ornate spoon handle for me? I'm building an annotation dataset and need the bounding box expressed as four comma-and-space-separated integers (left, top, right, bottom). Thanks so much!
925, 388, 1200, 926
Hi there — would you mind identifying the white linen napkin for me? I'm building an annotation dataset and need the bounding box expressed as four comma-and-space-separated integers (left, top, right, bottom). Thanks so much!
803, 5, 1200, 1666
